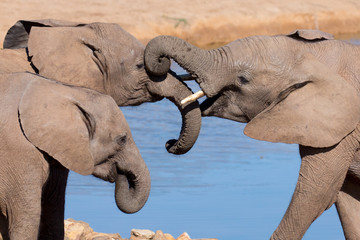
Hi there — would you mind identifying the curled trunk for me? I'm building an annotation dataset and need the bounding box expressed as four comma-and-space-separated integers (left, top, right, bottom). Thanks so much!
144, 36, 209, 77
148, 71, 202, 155
114, 141, 151, 214
144, 35, 225, 98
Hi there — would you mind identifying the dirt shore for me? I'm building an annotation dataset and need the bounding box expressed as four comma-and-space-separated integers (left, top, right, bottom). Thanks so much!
1, 0, 360, 48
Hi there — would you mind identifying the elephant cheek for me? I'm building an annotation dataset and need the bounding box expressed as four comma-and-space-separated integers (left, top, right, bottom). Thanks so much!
200, 95, 249, 122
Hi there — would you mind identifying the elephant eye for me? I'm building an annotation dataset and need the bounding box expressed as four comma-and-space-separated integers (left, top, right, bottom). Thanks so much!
115, 133, 127, 147
136, 63, 144, 70
238, 76, 249, 85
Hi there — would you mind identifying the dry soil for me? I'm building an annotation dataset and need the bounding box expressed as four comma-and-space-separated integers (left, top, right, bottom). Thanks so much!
1, 0, 360, 47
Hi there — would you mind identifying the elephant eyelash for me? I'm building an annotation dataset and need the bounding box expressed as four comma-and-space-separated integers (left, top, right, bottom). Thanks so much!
75, 104, 96, 139
238, 76, 249, 85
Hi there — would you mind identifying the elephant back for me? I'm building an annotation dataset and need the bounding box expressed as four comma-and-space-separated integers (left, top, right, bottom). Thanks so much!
286, 29, 334, 42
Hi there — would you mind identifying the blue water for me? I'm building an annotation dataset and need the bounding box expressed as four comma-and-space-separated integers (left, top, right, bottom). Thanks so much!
65, 39, 360, 239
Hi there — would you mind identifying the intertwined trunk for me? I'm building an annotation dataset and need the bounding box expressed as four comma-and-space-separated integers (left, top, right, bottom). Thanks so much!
147, 71, 202, 154
145, 35, 230, 98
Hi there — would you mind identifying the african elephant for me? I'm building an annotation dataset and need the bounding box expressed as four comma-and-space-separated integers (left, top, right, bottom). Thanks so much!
0, 19, 201, 155
0, 72, 150, 240
144, 30, 360, 239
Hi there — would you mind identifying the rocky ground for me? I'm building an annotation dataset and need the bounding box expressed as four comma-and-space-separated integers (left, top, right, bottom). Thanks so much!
1, 0, 360, 48
0, 219, 217, 240
63, 218, 217, 240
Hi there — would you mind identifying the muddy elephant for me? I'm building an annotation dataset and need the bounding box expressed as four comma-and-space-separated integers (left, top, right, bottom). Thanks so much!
144, 30, 360, 239
0, 72, 151, 240
1, 19, 201, 155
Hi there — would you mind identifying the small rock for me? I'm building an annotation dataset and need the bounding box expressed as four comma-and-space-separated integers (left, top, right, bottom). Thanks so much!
164, 233, 176, 240
152, 230, 167, 240
130, 229, 155, 240
64, 218, 123, 240
90, 232, 123, 240
65, 218, 94, 240
176, 232, 191, 240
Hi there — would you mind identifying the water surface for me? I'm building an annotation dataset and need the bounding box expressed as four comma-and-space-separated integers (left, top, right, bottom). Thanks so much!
65, 38, 360, 240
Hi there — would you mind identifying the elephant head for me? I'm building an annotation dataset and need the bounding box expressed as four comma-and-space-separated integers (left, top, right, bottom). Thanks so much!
17, 73, 150, 213
144, 31, 360, 148
3, 19, 201, 155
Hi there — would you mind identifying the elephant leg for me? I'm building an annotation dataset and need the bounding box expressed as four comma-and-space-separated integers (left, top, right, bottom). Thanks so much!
335, 175, 360, 240
270, 127, 360, 240
7, 188, 42, 240
38, 162, 69, 240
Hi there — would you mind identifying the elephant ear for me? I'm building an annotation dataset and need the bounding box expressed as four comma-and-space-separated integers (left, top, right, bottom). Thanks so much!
18, 76, 95, 175
287, 29, 334, 41
3, 19, 82, 49
244, 59, 360, 148
26, 25, 104, 90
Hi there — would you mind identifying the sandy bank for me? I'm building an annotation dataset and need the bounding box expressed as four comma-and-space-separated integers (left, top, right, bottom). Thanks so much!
1, 0, 360, 47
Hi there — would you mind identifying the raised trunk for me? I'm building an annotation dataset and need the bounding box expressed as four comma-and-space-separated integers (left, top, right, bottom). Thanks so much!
144, 36, 209, 77
147, 71, 202, 155
144, 35, 226, 98
114, 141, 151, 214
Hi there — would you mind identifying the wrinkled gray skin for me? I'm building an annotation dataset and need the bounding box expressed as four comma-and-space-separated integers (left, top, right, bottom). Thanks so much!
0, 19, 201, 155
0, 72, 150, 240
144, 30, 360, 240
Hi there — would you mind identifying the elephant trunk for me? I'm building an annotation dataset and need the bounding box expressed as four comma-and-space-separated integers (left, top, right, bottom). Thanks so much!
144, 35, 229, 98
147, 71, 202, 154
144, 36, 209, 77
114, 141, 151, 214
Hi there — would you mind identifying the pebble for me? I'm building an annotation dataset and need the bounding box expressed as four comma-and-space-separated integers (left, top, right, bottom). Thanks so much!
130, 229, 156, 239
152, 230, 167, 240
164, 233, 176, 240
64, 218, 123, 240
176, 232, 191, 240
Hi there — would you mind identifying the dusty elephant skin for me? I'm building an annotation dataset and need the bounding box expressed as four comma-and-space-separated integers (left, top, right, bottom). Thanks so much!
0, 72, 151, 240
0, 19, 201, 155
145, 30, 360, 239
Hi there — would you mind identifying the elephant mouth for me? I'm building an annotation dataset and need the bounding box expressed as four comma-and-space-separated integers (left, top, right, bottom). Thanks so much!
116, 167, 136, 188
99, 164, 137, 187
92, 160, 117, 183
199, 93, 221, 115
176, 74, 249, 122
174, 73, 212, 114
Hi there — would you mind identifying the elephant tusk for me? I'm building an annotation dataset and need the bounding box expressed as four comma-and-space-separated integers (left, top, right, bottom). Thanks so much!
181, 90, 205, 105
178, 73, 196, 81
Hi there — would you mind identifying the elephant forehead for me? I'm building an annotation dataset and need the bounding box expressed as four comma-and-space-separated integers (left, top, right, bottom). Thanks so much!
89, 22, 144, 50
99, 109, 130, 138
